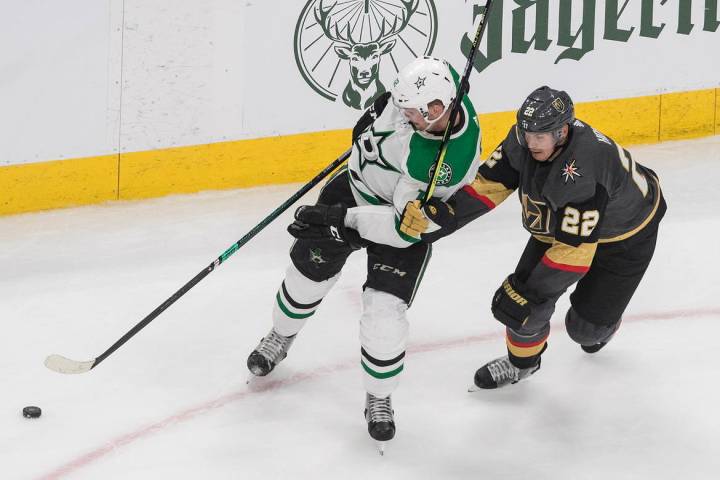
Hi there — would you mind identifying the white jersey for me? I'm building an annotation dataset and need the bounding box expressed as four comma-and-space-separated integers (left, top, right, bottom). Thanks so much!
344, 92, 482, 248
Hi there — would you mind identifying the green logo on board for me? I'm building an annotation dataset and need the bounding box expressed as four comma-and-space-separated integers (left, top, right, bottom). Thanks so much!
460, 0, 719, 74
294, 0, 438, 110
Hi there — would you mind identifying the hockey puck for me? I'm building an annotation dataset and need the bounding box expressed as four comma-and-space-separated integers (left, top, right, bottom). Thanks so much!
22, 406, 42, 419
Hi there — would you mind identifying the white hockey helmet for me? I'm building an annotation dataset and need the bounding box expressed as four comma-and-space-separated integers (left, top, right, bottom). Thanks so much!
391, 56, 457, 122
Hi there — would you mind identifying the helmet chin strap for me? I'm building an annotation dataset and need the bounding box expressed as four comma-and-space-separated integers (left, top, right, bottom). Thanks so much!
420, 102, 453, 132
552, 127, 566, 143
544, 128, 569, 159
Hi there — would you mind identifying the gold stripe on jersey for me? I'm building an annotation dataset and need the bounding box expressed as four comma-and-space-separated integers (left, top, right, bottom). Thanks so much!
545, 240, 597, 267
544, 241, 597, 269
599, 175, 663, 244
533, 235, 554, 244
466, 173, 515, 207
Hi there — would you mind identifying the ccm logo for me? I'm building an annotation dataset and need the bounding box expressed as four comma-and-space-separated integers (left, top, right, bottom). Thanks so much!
373, 263, 407, 277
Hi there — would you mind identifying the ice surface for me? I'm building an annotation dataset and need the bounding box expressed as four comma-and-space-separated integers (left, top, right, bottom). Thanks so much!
1, 136, 719, 479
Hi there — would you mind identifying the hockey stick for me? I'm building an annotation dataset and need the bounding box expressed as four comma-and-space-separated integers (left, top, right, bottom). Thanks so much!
422, 0, 494, 203
45, 148, 352, 374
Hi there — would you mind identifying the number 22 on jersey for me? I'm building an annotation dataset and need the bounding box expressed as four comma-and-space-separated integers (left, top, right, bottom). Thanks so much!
561, 206, 599, 237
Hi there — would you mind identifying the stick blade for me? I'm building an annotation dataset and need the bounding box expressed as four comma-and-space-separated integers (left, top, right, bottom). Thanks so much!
44, 354, 96, 374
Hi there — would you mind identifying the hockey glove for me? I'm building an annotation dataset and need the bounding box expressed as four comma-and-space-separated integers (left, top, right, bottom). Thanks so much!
287, 203, 365, 248
491, 275, 543, 330
400, 198, 458, 243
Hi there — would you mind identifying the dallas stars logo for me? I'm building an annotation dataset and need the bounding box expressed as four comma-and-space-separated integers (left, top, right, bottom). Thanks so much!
561, 159, 582, 183
414, 76, 426, 90
357, 129, 400, 173
309, 248, 327, 264
428, 162, 452, 186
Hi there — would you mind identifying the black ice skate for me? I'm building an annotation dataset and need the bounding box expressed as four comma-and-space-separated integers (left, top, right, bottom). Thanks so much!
581, 323, 620, 354
471, 355, 541, 390
581, 342, 608, 353
364, 393, 395, 455
246, 328, 296, 377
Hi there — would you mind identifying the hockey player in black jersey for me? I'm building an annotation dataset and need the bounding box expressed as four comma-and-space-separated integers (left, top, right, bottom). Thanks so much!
401, 85, 666, 389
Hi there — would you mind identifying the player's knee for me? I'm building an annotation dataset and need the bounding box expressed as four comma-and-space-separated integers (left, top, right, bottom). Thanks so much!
565, 307, 619, 345
359, 288, 409, 353
283, 263, 339, 302
289, 240, 345, 282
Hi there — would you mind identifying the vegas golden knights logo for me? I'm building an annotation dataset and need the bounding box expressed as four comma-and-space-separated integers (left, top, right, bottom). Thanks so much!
294, 0, 438, 110
521, 193, 551, 235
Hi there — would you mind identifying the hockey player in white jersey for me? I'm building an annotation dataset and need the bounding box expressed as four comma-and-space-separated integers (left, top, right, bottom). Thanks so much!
246, 57, 481, 448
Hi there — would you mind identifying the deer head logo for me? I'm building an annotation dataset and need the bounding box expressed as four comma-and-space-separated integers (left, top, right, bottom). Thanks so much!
294, 0, 438, 109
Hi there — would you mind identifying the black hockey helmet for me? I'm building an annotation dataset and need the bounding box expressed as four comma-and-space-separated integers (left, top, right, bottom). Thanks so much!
516, 86, 575, 146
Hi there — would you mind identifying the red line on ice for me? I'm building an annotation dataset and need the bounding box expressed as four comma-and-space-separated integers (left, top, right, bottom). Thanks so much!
36, 306, 720, 480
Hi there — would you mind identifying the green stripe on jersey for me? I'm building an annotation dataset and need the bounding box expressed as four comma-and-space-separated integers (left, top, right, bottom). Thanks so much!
276, 292, 315, 319
361, 360, 404, 379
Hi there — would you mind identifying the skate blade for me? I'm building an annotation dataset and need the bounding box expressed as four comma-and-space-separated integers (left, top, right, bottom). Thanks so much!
245, 373, 266, 387
246, 366, 270, 385
467, 382, 483, 393
376, 441, 386, 456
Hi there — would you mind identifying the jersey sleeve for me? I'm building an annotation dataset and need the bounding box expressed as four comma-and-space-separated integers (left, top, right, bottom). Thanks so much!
344, 174, 424, 248
524, 184, 609, 300
352, 92, 392, 142
450, 139, 520, 228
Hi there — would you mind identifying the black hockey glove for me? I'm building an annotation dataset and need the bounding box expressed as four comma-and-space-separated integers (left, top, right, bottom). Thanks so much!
287, 204, 365, 248
352, 91, 391, 141
491, 275, 543, 330
400, 198, 458, 243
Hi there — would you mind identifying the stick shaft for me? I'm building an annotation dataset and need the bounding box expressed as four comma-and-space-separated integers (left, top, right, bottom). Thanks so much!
423, 0, 494, 202
89, 148, 351, 369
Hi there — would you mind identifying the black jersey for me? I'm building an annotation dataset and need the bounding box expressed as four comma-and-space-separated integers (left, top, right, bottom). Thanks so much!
449, 119, 665, 302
